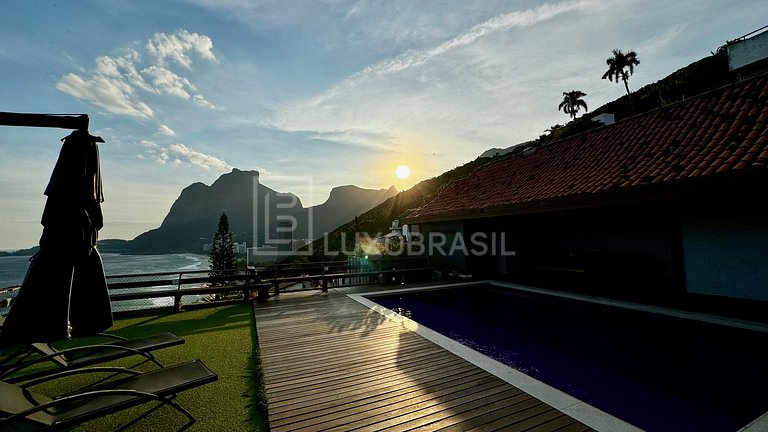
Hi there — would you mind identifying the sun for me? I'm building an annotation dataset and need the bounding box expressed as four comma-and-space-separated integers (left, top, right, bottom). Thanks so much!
395, 164, 411, 179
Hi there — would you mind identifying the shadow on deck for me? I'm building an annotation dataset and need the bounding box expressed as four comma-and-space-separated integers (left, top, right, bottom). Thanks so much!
253, 284, 594, 432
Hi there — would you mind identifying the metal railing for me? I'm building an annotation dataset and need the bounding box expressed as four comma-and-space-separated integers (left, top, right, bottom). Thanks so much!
1, 256, 433, 315
106, 268, 265, 313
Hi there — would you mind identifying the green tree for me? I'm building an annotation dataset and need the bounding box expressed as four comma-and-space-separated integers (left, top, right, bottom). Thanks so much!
558, 90, 588, 120
209, 212, 236, 286
602, 49, 640, 110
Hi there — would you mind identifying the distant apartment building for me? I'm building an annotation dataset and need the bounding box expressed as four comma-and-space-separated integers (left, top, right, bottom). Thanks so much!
233, 242, 248, 254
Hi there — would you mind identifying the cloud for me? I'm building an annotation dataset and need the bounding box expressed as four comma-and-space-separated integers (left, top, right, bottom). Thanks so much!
56, 30, 218, 119
56, 72, 154, 118
141, 139, 159, 149
94, 49, 154, 92
157, 124, 177, 137
354, 0, 595, 80
139, 139, 228, 170
148, 146, 169, 164
143, 65, 194, 99
273, 0, 603, 153
308, 129, 395, 151
192, 94, 219, 110
139, 134, 228, 170
167, 143, 230, 170
146, 30, 217, 68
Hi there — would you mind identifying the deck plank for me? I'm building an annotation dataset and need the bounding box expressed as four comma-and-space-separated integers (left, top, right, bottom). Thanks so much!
254, 288, 595, 432
279, 376, 506, 430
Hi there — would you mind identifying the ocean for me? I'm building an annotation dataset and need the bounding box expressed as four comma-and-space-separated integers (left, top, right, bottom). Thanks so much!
0, 253, 210, 288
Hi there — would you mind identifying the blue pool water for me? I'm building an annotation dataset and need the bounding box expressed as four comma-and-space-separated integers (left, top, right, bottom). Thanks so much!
370, 284, 768, 432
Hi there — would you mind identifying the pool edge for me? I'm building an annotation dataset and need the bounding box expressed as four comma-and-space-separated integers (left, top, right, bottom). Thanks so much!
347, 281, 644, 432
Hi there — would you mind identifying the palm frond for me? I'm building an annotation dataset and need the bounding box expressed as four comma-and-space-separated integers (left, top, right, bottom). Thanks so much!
603, 48, 640, 89
558, 90, 588, 119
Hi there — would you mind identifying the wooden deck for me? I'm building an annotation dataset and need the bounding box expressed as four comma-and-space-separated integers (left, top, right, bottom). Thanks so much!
254, 287, 594, 432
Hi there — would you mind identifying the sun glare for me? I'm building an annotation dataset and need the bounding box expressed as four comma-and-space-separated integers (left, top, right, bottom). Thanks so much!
395, 164, 411, 179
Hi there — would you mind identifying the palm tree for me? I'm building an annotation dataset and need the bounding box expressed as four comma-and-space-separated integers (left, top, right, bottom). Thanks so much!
558, 90, 588, 120
602, 49, 640, 110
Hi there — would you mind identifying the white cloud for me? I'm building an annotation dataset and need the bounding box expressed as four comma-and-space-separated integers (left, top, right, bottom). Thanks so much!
143, 65, 194, 99
357, 0, 595, 78
167, 143, 230, 170
157, 124, 177, 137
56, 30, 218, 119
139, 138, 229, 170
138, 133, 229, 171
192, 94, 219, 110
56, 72, 154, 118
146, 30, 217, 68
151, 147, 169, 164
94, 49, 154, 92
308, 129, 394, 151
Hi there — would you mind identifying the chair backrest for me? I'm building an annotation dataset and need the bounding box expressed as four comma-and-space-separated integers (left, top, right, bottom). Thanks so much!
0, 381, 55, 427
30, 343, 69, 367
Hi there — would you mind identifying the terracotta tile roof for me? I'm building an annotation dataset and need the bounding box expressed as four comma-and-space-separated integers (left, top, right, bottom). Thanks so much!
407, 78, 768, 223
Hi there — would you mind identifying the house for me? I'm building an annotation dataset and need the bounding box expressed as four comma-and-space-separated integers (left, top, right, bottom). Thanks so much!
405, 76, 768, 304
374, 220, 407, 244
354, 220, 409, 256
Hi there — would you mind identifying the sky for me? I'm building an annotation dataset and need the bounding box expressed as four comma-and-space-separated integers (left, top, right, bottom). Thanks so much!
1, 0, 766, 250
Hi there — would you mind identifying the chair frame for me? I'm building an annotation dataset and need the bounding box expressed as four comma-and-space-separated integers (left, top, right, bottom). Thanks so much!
0, 332, 183, 383
0, 360, 216, 431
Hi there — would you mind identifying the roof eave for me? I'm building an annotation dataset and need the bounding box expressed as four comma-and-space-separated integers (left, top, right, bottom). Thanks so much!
404, 168, 768, 225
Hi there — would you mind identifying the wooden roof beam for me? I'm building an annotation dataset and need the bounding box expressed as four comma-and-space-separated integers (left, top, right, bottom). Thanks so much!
0, 112, 89, 131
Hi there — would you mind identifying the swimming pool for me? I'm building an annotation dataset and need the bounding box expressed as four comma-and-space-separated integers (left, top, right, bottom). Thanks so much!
362, 282, 768, 432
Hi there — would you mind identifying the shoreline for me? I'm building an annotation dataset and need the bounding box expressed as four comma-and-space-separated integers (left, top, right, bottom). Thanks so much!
0, 253, 210, 289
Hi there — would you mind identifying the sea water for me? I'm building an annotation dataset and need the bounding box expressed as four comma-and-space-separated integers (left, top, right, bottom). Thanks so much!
0, 253, 209, 288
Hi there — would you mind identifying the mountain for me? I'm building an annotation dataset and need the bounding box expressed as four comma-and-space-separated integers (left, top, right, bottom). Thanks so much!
479, 141, 535, 158
309, 185, 398, 236
294, 157, 492, 261
0, 245, 39, 257
128, 169, 397, 254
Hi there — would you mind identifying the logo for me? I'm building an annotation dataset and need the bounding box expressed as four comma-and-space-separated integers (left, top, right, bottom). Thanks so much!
251, 175, 313, 259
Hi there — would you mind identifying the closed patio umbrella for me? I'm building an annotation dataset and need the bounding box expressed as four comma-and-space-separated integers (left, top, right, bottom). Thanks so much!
1, 129, 113, 345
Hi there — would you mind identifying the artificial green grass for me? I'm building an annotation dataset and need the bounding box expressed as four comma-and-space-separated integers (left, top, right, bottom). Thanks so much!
18, 303, 269, 432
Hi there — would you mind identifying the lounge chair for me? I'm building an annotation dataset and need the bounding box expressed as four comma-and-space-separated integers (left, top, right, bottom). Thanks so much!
0, 317, 184, 383
0, 359, 217, 430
